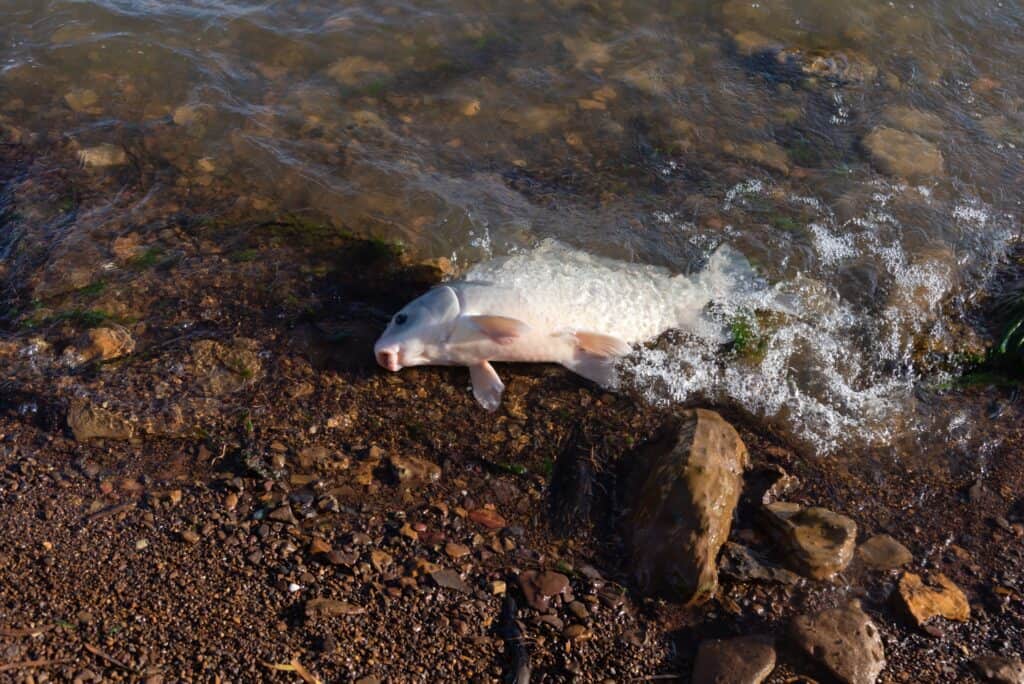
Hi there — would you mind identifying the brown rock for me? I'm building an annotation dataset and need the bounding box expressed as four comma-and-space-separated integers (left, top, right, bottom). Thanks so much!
897, 572, 970, 626
444, 542, 470, 559
190, 338, 262, 396
79, 326, 135, 362
67, 399, 134, 441
628, 409, 748, 604
973, 655, 1024, 684
468, 507, 506, 530
692, 635, 776, 684
429, 569, 471, 594
881, 106, 945, 140
518, 570, 570, 612
857, 535, 912, 570
762, 502, 857, 579
388, 454, 441, 483
791, 601, 886, 684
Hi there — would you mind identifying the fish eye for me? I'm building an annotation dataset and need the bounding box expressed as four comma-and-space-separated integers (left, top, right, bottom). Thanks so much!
394, 313, 408, 325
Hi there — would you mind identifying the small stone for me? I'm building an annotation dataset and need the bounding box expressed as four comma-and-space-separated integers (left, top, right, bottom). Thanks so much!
399, 522, 419, 541
370, 549, 392, 572
172, 104, 199, 126
225, 492, 238, 511
445, 542, 470, 559
973, 655, 1024, 684
388, 454, 441, 483
567, 601, 589, 620
67, 399, 134, 442
488, 580, 507, 595
309, 538, 332, 556
268, 505, 297, 524
692, 635, 776, 684
327, 56, 391, 86
326, 550, 357, 566
720, 542, 802, 586
430, 569, 471, 594
468, 507, 506, 530
791, 601, 886, 684
722, 140, 790, 175
563, 624, 591, 641
857, 535, 912, 570
881, 106, 945, 140
180, 530, 200, 544
518, 570, 570, 612
460, 99, 481, 117
168, 490, 182, 505
65, 88, 99, 112
135, 539, 149, 551
897, 572, 970, 626
305, 598, 365, 617
79, 326, 135, 362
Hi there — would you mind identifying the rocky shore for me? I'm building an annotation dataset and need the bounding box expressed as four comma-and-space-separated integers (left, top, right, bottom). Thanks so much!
0, 191, 1022, 681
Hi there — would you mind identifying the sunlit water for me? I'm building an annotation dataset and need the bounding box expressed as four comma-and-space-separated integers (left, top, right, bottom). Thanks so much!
1, 1, 1022, 454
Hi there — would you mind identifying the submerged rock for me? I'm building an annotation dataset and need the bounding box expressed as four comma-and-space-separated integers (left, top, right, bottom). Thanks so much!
628, 409, 748, 604
518, 570, 570, 612
190, 338, 262, 396
78, 143, 128, 169
881, 105, 945, 140
692, 635, 776, 684
67, 399, 134, 442
78, 325, 135, 363
761, 502, 857, 579
790, 601, 886, 684
897, 572, 970, 626
857, 534, 912, 570
862, 127, 944, 180
973, 655, 1024, 684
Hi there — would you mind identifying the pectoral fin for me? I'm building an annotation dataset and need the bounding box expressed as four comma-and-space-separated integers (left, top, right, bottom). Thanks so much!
469, 361, 505, 411
573, 331, 630, 358
463, 315, 530, 345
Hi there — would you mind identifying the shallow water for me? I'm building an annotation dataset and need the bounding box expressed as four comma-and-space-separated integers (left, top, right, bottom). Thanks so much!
1, 0, 1022, 453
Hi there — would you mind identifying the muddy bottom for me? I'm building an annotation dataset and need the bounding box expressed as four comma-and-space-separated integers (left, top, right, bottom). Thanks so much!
0, 141, 1022, 681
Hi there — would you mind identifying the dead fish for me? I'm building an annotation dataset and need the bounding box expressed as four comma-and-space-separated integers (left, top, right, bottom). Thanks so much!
373, 240, 752, 410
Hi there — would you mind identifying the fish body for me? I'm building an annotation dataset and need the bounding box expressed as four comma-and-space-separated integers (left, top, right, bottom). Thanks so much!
374, 240, 750, 410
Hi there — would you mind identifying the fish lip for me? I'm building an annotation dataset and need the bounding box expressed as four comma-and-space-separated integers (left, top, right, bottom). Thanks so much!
374, 346, 403, 372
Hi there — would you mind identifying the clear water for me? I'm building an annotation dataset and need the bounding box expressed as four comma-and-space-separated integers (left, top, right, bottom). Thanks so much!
1, 0, 1022, 453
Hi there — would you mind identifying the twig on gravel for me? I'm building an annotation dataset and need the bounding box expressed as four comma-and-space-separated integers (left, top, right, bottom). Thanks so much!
84, 643, 132, 671
85, 502, 136, 524
0, 659, 70, 672
0, 624, 54, 637
260, 657, 322, 684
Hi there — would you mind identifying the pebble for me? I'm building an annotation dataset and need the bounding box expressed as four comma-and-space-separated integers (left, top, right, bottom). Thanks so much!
468, 507, 506, 530
445, 542, 470, 559
430, 569, 471, 594
518, 570, 570, 612
567, 601, 589, 620
268, 505, 297, 524
180, 530, 200, 544
564, 624, 591, 641
488, 580, 507, 595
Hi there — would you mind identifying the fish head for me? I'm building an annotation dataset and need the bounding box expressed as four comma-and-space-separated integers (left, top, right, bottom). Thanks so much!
374, 285, 460, 371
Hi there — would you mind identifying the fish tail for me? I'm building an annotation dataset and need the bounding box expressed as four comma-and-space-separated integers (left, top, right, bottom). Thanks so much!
563, 351, 618, 388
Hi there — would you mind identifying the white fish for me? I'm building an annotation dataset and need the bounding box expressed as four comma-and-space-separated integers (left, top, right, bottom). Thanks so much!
373, 240, 751, 410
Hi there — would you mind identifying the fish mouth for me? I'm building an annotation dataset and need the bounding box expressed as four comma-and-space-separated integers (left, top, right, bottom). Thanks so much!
375, 348, 402, 372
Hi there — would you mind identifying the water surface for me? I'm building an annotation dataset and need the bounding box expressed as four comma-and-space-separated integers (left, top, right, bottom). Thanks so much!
1, 0, 1022, 454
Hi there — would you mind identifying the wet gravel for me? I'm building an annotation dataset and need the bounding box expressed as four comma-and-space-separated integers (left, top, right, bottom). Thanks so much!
0, 120, 1022, 684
